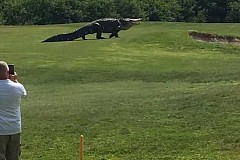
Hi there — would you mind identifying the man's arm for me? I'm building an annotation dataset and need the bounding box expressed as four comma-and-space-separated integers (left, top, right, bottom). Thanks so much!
9, 72, 27, 97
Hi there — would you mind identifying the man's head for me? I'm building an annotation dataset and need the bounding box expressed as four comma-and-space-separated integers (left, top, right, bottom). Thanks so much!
0, 61, 9, 80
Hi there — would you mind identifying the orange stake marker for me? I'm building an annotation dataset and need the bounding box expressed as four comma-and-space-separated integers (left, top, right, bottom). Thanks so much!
80, 135, 84, 160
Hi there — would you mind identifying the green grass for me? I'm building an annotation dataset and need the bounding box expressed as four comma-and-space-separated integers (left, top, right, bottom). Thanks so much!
1, 22, 240, 159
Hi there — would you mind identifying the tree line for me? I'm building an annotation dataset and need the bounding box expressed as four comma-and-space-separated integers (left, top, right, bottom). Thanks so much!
1, 0, 240, 25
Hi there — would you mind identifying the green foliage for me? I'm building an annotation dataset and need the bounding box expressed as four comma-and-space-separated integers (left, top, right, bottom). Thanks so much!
2, 0, 240, 24
82, 0, 117, 21
2, 0, 24, 25
143, 0, 180, 21
114, 0, 145, 19
226, 0, 240, 22
205, 1, 228, 22
192, 9, 207, 22
2, 0, 85, 25
178, 0, 197, 22
0, 1, 4, 24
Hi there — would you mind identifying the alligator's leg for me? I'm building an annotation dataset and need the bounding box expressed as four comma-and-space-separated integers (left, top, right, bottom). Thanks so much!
82, 35, 86, 40
109, 33, 119, 38
92, 23, 105, 39
96, 32, 104, 39
109, 26, 121, 38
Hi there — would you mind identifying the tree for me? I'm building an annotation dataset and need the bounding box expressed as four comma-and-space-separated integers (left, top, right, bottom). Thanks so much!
143, 0, 181, 21
195, 0, 228, 22
178, 0, 197, 22
2, 0, 240, 25
226, 0, 240, 22
83, 0, 117, 21
2, 0, 27, 25
114, 0, 144, 18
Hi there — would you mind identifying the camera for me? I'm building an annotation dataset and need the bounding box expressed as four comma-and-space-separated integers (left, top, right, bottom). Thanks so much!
8, 64, 15, 75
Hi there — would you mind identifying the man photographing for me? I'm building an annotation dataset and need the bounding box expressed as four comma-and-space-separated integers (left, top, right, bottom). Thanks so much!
0, 61, 27, 160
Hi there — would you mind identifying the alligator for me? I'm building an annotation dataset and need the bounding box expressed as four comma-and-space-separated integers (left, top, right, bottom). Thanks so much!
42, 18, 141, 42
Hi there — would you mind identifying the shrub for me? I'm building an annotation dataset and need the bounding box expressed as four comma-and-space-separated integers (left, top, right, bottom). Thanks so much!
226, 1, 240, 22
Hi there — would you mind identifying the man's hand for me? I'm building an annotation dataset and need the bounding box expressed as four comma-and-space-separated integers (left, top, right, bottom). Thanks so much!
9, 72, 18, 83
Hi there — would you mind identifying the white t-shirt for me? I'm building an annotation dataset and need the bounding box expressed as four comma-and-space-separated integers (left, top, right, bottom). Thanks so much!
0, 79, 27, 135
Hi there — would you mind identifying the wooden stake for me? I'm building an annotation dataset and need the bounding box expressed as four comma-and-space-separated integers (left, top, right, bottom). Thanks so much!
80, 135, 84, 160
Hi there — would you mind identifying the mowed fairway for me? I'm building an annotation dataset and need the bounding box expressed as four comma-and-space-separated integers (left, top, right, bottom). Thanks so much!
1, 22, 240, 159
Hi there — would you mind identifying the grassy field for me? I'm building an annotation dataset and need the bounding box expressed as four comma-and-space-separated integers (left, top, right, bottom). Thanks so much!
1, 22, 240, 159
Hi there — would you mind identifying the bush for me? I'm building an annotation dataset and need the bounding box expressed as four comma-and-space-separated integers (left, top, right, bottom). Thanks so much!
114, 0, 144, 19
143, 0, 180, 21
2, 0, 240, 25
226, 1, 240, 22
81, 0, 117, 21
2, 1, 27, 25
192, 9, 207, 22
22, 0, 85, 25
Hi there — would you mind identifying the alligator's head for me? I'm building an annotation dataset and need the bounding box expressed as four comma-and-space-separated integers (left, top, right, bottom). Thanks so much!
120, 18, 141, 30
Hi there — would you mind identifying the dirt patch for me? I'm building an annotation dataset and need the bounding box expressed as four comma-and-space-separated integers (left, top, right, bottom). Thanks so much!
188, 31, 240, 45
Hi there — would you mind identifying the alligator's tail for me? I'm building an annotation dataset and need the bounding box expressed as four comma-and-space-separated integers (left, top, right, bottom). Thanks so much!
42, 25, 94, 42
42, 33, 74, 42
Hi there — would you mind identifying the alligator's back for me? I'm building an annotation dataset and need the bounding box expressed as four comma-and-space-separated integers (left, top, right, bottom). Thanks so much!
88, 18, 121, 33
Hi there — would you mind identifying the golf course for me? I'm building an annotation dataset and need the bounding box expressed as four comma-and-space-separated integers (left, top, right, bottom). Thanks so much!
1, 22, 240, 159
